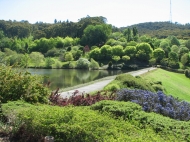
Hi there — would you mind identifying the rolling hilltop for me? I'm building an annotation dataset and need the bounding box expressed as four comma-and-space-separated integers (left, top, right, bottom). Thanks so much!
121, 21, 190, 39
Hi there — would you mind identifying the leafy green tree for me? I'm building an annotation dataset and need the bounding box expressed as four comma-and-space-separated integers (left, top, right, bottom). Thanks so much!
0, 37, 12, 51
122, 55, 130, 63
178, 47, 189, 58
132, 27, 139, 41
89, 48, 101, 61
149, 58, 156, 66
81, 24, 112, 47
123, 28, 133, 42
139, 35, 152, 43
168, 36, 180, 46
160, 58, 168, 66
20, 54, 30, 68
45, 57, 55, 68
168, 51, 179, 62
127, 41, 137, 46
112, 56, 120, 66
71, 50, 83, 60
55, 37, 64, 48
109, 32, 123, 40
76, 58, 90, 69
181, 53, 189, 66
89, 58, 99, 69
63, 36, 74, 47
100, 45, 112, 60
105, 38, 117, 46
123, 46, 137, 59
64, 52, 74, 62
171, 45, 179, 53
185, 39, 190, 50
45, 48, 60, 57
136, 43, 153, 61
112, 45, 123, 57
159, 40, 171, 57
30, 38, 55, 54
153, 48, 165, 62
0, 51, 6, 65
30, 52, 44, 67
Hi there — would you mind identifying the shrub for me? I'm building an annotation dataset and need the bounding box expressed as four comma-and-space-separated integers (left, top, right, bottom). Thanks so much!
89, 58, 99, 70
91, 100, 190, 141
0, 65, 50, 103
76, 58, 90, 69
116, 89, 190, 121
184, 69, 190, 78
115, 74, 155, 92
104, 84, 120, 91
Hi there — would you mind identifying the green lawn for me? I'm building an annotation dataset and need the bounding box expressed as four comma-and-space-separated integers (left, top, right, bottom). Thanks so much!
141, 68, 190, 102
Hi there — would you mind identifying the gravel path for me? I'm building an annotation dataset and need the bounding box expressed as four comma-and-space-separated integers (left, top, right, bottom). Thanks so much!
60, 67, 156, 98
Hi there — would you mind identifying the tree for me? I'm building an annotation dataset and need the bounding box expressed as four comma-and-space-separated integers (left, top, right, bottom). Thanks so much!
178, 47, 189, 58
20, 54, 30, 68
168, 36, 180, 46
76, 58, 90, 69
71, 50, 83, 60
159, 40, 171, 57
123, 46, 137, 59
122, 55, 130, 63
45, 57, 55, 68
100, 45, 112, 60
111, 45, 123, 57
136, 43, 153, 61
112, 56, 120, 67
123, 28, 133, 42
30, 52, 44, 67
185, 39, 190, 50
81, 24, 112, 47
89, 48, 101, 61
181, 53, 189, 66
168, 51, 179, 62
64, 52, 74, 62
171, 45, 179, 53
89, 58, 99, 69
153, 48, 165, 62
149, 58, 156, 66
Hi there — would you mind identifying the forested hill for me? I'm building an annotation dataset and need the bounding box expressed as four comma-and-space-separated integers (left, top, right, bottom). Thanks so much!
121, 22, 190, 39
0, 16, 190, 39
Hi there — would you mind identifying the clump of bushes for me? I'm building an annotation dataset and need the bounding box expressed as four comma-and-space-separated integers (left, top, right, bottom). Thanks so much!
49, 90, 115, 106
91, 100, 190, 141
116, 89, 190, 121
184, 69, 190, 78
115, 74, 155, 92
0, 65, 50, 103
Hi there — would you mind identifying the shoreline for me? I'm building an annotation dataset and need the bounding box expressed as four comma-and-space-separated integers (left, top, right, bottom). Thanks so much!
59, 67, 156, 98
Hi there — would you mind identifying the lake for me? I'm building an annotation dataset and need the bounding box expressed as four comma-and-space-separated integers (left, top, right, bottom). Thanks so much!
26, 68, 129, 90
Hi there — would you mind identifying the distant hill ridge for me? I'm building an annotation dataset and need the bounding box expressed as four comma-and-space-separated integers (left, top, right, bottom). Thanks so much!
0, 17, 190, 39
121, 21, 190, 39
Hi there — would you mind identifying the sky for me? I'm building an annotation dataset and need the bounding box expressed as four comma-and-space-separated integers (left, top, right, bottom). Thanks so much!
0, 0, 190, 27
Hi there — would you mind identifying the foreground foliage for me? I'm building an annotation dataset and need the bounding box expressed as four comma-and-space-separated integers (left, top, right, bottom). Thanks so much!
91, 100, 190, 141
0, 65, 50, 103
2, 100, 177, 142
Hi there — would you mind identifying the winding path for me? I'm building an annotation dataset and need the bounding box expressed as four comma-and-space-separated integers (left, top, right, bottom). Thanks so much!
60, 67, 156, 98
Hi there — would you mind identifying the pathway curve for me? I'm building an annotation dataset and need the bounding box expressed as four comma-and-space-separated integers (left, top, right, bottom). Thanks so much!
60, 67, 156, 98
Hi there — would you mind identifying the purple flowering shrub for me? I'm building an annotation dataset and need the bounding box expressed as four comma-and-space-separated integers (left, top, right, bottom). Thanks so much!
116, 89, 190, 121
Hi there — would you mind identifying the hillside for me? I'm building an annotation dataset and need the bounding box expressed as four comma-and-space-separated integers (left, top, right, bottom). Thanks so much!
121, 21, 190, 39
0, 17, 190, 39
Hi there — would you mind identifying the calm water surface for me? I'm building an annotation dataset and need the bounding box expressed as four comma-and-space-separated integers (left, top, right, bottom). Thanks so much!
27, 68, 129, 90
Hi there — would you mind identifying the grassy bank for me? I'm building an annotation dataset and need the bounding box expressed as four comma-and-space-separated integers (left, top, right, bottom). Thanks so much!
141, 68, 190, 102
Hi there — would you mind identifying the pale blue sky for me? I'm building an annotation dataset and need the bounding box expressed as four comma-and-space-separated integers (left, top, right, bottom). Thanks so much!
0, 0, 189, 27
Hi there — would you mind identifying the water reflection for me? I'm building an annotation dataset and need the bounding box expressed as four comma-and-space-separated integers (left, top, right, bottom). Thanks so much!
26, 69, 129, 90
